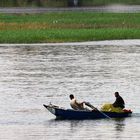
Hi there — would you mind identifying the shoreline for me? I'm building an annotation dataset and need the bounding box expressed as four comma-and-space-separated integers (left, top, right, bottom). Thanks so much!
0, 39, 140, 47
0, 6, 140, 13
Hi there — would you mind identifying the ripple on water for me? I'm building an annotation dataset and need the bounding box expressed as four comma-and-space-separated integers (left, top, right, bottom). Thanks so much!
0, 41, 140, 139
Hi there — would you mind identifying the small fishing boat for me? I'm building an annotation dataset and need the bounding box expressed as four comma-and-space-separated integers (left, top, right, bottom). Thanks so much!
43, 104, 132, 120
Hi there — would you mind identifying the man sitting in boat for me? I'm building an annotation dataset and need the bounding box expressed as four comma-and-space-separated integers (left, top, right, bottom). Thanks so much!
101, 92, 125, 113
113, 92, 125, 109
69, 94, 85, 110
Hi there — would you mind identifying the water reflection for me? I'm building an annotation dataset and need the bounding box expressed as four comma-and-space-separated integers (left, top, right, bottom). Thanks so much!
114, 118, 126, 132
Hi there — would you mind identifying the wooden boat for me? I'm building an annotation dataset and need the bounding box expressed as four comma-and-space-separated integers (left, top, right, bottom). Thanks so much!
43, 104, 132, 120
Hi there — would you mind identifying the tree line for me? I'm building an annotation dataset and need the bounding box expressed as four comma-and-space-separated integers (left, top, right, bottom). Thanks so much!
0, 0, 139, 7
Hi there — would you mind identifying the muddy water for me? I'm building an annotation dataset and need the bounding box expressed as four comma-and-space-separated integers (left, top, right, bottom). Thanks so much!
0, 41, 140, 139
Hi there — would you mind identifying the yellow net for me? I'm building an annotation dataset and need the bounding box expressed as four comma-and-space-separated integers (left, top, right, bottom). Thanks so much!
101, 103, 124, 113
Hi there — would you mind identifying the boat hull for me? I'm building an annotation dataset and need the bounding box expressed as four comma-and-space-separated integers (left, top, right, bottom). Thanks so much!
43, 104, 132, 120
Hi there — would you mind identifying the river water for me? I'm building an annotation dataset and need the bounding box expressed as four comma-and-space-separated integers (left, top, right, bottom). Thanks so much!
0, 41, 140, 139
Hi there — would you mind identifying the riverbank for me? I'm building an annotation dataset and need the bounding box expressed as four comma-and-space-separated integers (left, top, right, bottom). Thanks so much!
0, 39, 140, 47
0, 12, 140, 43
0, 6, 140, 13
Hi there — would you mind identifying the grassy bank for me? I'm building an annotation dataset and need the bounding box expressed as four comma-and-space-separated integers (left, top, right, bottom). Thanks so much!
0, 12, 140, 43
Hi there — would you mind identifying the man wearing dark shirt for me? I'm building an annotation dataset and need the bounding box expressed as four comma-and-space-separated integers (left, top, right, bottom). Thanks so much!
113, 92, 125, 109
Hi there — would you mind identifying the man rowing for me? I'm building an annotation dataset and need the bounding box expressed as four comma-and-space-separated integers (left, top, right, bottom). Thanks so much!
69, 94, 85, 110
69, 94, 97, 111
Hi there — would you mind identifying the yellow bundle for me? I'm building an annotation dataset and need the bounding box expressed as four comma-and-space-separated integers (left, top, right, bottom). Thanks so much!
101, 103, 124, 113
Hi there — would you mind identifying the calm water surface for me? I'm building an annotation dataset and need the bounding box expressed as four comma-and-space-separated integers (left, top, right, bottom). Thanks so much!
0, 44, 140, 139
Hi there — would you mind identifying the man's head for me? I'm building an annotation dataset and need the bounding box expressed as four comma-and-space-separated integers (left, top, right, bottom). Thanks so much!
114, 92, 119, 97
69, 94, 74, 100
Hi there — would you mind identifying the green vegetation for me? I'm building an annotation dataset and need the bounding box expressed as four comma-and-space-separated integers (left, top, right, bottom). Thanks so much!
80, 0, 140, 6
0, 0, 68, 7
0, 12, 140, 43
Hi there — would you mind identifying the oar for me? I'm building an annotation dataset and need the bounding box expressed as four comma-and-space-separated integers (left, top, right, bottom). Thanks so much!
85, 102, 111, 119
